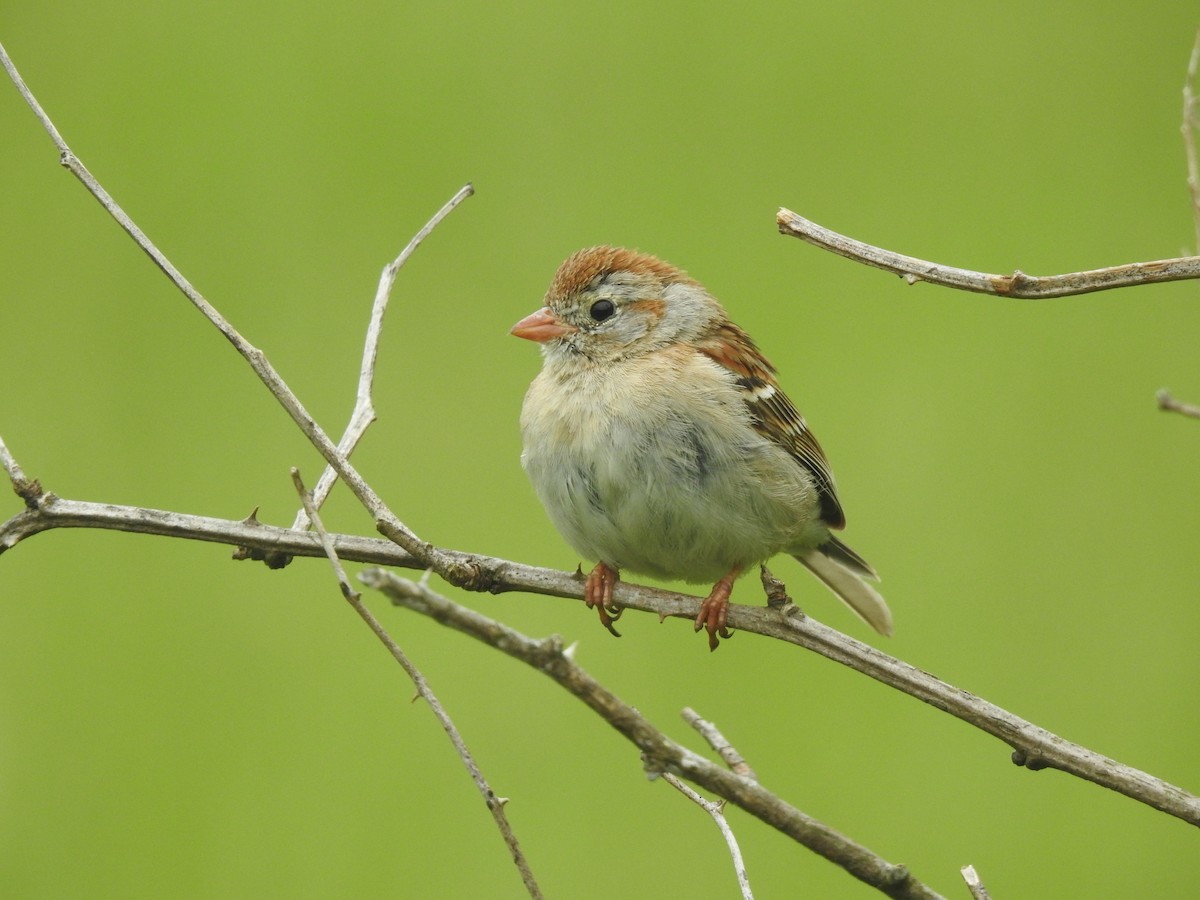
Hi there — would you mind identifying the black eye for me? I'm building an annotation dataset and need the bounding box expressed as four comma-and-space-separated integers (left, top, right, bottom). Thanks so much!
589, 299, 616, 322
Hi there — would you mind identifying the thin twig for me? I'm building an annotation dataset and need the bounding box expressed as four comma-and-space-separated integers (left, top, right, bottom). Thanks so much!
0, 433, 41, 507
1183, 28, 1200, 253
777, 207, 1200, 298
3, 487, 1197, 829
661, 773, 754, 900
289, 183, 474, 532
682, 707, 758, 781
959, 865, 991, 900
1158, 389, 1200, 420
364, 569, 940, 900
291, 470, 543, 899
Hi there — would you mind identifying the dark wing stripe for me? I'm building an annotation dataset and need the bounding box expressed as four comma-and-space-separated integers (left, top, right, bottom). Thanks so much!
698, 322, 846, 530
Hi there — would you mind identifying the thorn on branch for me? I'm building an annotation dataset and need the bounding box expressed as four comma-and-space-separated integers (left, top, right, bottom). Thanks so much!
228, 507, 294, 566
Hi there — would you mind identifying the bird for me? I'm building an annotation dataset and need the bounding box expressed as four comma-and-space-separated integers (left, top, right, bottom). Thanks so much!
510, 246, 891, 649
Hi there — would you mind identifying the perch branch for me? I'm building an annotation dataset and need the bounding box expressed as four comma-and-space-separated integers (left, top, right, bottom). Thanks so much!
289, 183, 474, 533
292, 469, 542, 899
364, 569, 941, 900
777, 207, 1200, 298
2, 470, 1197, 829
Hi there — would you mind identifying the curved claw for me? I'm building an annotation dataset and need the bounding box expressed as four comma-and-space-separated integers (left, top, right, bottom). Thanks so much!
584, 562, 623, 638
694, 569, 740, 651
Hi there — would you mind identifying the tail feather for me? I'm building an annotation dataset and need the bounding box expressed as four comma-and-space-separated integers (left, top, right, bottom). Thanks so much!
815, 535, 878, 580
797, 544, 893, 637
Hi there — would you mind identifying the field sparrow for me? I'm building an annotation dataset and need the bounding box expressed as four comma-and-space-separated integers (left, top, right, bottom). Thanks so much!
511, 246, 892, 649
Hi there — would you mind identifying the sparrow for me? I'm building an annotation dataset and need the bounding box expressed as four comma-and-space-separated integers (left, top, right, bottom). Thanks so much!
510, 246, 891, 649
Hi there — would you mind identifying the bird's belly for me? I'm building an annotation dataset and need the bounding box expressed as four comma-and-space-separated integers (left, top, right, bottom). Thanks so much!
524, 407, 821, 582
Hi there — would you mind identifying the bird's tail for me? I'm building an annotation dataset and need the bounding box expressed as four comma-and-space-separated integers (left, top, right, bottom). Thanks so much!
796, 538, 893, 637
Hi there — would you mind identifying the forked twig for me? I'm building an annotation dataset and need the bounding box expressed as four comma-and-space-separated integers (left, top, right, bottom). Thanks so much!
290, 183, 474, 532
666, 707, 761, 897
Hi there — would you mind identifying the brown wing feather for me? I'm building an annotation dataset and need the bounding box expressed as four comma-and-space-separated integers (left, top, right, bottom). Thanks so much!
696, 321, 845, 529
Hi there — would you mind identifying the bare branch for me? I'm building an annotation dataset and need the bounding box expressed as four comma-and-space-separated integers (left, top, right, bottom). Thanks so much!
959, 865, 991, 900
289, 183, 475, 532
777, 207, 1200, 298
292, 470, 543, 899
661, 773, 754, 899
1158, 389, 1200, 420
4, 484, 1197, 829
1183, 28, 1200, 253
0, 492, 419, 566
364, 569, 941, 900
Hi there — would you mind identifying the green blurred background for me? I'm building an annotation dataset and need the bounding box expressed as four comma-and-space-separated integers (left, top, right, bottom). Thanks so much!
2, 3, 1199, 897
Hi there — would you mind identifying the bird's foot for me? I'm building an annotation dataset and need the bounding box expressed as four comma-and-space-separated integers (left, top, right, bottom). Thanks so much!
584, 562, 623, 637
694, 570, 739, 651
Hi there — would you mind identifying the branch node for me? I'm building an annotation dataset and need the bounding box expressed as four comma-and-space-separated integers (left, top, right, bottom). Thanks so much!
882, 863, 912, 888
759, 564, 791, 609
639, 751, 674, 782
441, 555, 500, 593
991, 268, 1034, 295
11, 476, 46, 510
1011, 747, 1050, 771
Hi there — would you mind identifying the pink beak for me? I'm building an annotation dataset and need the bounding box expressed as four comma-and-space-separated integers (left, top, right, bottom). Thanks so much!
510, 307, 574, 342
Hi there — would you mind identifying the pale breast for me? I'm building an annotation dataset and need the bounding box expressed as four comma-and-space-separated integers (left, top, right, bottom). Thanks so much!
520, 346, 824, 581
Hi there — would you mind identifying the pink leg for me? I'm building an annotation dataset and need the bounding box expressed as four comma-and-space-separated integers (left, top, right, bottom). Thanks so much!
694, 568, 739, 651
584, 562, 623, 637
